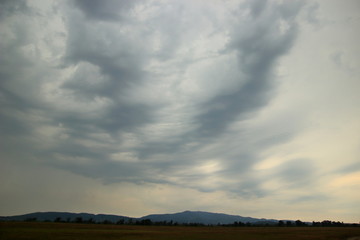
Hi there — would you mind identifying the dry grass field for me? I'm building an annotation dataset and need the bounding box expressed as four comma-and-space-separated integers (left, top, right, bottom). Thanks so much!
1, 222, 360, 240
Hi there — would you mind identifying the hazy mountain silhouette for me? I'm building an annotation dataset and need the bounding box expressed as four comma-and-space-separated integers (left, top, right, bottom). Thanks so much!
0, 212, 130, 223
140, 211, 277, 225
0, 210, 277, 225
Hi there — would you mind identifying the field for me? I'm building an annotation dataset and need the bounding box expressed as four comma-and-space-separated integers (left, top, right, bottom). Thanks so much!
1, 222, 360, 240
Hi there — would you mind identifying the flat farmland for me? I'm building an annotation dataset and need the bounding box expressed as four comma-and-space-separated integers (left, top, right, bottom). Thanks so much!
1, 222, 360, 240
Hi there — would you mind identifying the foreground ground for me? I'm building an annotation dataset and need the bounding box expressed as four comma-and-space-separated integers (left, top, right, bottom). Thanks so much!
1, 222, 360, 240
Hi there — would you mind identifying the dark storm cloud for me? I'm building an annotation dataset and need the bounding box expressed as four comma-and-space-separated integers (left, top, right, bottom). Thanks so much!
0, 0, 306, 199
195, 0, 301, 138
64, 17, 145, 91
130, 0, 304, 194
60, 2, 156, 133
73, 0, 140, 21
126, 1, 301, 194
0, 0, 40, 140
0, 0, 28, 20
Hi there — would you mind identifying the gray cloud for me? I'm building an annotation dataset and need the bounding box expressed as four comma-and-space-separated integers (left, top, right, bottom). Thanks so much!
0, 0, 28, 20
336, 162, 360, 174
73, 0, 141, 21
129, 1, 304, 195
0, 0, 308, 200
275, 158, 315, 187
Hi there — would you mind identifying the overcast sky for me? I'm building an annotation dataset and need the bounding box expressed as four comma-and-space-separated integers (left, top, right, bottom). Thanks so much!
0, 0, 359, 222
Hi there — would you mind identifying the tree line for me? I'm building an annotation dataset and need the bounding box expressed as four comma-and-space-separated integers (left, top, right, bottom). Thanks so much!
20, 217, 359, 227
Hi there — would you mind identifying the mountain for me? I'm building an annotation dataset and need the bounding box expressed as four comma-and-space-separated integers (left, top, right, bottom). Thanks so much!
0, 212, 130, 223
0, 210, 278, 225
140, 211, 277, 225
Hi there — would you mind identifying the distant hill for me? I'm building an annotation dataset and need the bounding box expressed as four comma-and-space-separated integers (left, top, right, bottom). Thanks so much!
0, 212, 130, 223
140, 211, 277, 225
0, 210, 277, 225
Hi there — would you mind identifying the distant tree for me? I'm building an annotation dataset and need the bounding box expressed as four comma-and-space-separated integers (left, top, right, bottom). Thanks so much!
116, 219, 124, 225
312, 221, 319, 227
137, 219, 152, 225
54, 217, 62, 223
25, 218, 37, 222
286, 221, 293, 227
278, 220, 285, 227
295, 220, 305, 226
321, 220, 332, 227
75, 217, 83, 223
332, 221, 344, 227
87, 218, 95, 224
233, 221, 245, 227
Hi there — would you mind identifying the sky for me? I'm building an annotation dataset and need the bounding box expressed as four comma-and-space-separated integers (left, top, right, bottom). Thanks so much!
0, 0, 359, 223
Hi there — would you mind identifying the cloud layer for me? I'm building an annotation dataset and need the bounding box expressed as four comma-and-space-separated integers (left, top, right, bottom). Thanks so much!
1, 0, 359, 222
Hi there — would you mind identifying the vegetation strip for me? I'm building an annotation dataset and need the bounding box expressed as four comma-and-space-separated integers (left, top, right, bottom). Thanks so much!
1, 222, 360, 240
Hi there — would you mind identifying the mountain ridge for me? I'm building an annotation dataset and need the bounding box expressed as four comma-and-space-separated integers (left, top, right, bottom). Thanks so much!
140, 210, 277, 225
0, 210, 278, 225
